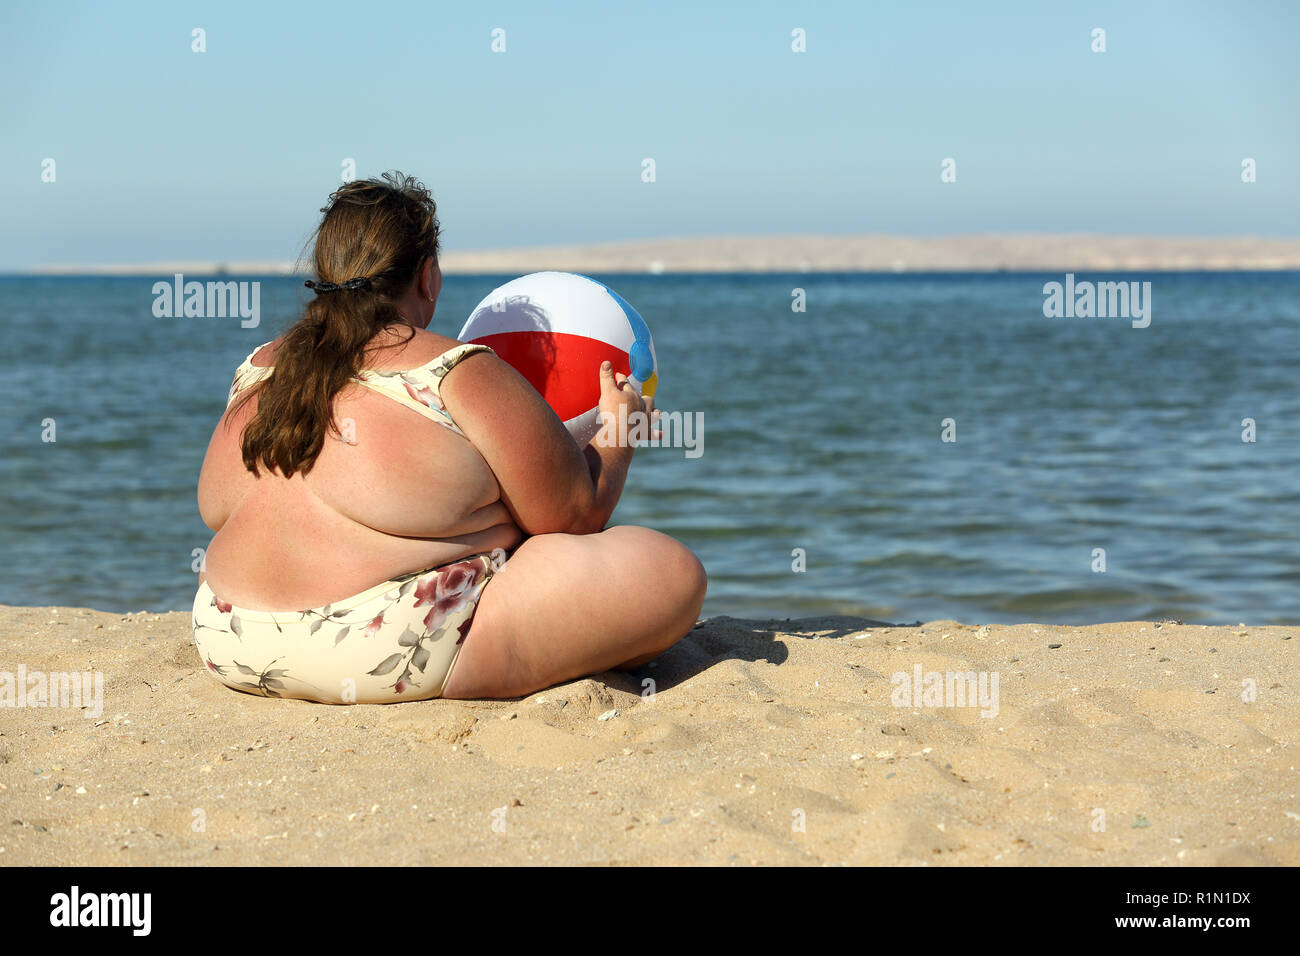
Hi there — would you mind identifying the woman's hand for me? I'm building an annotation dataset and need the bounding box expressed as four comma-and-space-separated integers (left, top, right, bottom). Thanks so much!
596, 361, 652, 448
444, 353, 654, 537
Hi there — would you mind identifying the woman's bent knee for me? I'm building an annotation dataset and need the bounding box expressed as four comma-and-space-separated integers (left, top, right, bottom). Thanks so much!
608, 525, 706, 606
446, 526, 706, 698
659, 533, 707, 609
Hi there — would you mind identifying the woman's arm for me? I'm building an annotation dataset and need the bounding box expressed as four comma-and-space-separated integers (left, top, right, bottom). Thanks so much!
443, 355, 642, 535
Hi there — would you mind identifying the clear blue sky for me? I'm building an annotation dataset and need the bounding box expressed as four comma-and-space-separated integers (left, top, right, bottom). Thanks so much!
1, 0, 1296, 268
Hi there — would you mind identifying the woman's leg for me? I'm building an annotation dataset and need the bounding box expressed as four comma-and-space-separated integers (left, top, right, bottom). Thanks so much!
441, 525, 706, 699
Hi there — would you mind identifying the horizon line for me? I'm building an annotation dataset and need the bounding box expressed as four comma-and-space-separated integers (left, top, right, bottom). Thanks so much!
14, 232, 1300, 276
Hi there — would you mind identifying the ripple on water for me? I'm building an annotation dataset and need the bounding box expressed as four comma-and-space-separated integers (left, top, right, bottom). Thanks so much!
3, 272, 1300, 622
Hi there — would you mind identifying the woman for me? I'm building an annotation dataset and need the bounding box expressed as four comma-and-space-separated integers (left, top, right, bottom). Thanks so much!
193, 172, 706, 703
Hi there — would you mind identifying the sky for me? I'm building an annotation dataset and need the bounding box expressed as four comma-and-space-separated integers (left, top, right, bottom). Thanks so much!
1, 0, 1297, 269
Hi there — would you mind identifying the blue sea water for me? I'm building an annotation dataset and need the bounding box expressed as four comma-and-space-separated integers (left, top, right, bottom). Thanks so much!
2, 272, 1299, 625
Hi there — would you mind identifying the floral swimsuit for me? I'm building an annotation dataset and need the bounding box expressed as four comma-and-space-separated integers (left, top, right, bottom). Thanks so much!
192, 341, 505, 704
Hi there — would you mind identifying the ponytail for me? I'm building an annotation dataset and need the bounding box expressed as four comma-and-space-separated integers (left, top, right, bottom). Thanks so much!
232, 172, 440, 478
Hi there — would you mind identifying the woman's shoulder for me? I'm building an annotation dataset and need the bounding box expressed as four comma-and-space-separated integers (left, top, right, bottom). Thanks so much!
247, 339, 282, 368
363, 327, 471, 372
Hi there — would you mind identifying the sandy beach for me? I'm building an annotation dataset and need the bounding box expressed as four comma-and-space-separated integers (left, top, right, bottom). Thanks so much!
1, 604, 1295, 866
24, 234, 1300, 276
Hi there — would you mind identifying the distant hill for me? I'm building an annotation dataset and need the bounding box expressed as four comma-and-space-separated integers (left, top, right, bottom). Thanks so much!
23, 234, 1300, 275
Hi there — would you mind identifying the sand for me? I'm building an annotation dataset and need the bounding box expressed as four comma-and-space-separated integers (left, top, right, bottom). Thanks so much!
1, 605, 1296, 866
24, 234, 1300, 275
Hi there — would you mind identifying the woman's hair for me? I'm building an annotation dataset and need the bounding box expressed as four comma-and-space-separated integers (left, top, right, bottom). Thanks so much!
234, 171, 440, 478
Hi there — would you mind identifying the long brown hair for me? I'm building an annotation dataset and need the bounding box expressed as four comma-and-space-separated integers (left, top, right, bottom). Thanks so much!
234, 171, 440, 477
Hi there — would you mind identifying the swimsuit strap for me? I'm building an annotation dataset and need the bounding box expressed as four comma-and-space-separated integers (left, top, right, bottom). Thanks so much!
226, 341, 276, 407
226, 341, 495, 436
351, 343, 494, 435
426, 343, 495, 387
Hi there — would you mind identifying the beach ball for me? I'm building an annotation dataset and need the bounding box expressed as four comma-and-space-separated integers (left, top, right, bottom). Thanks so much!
458, 272, 658, 446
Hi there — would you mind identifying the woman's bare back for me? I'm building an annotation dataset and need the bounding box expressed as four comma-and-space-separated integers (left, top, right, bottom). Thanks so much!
198, 327, 522, 610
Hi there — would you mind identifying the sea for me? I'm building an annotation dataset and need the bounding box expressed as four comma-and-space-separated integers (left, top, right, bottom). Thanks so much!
2, 271, 1298, 625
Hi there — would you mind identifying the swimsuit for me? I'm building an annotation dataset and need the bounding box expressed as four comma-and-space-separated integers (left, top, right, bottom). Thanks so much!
224, 339, 494, 439
192, 340, 503, 704
192, 550, 505, 703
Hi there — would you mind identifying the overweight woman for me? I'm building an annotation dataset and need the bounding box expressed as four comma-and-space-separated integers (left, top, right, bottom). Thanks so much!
193, 172, 705, 703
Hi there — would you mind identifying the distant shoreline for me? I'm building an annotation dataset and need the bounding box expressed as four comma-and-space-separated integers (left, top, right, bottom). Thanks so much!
16, 234, 1300, 276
